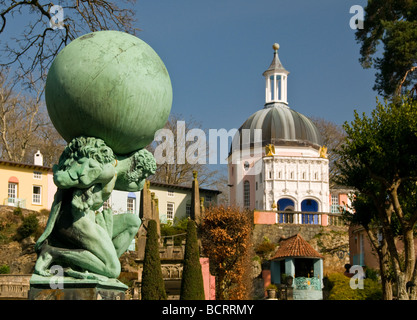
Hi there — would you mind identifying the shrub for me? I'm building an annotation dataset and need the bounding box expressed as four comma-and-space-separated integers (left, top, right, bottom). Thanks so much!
141, 220, 167, 300
15, 213, 39, 240
13, 207, 22, 217
255, 240, 276, 259
201, 205, 252, 300
326, 273, 382, 300
180, 220, 205, 300
0, 264, 10, 274
160, 217, 188, 245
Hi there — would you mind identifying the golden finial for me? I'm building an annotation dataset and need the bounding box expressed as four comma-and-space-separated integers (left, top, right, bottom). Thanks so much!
273, 43, 280, 51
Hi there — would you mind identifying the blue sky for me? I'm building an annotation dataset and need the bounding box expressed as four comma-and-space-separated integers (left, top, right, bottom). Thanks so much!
3, 0, 379, 177
134, 0, 376, 132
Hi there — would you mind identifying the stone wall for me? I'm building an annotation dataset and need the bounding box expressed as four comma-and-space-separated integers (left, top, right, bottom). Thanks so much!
253, 223, 349, 275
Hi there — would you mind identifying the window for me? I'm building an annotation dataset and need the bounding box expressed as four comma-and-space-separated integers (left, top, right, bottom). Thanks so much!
331, 194, 340, 213
331, 194, 339, 205
33, 171, 42, 179
244, 180, 250, 208
32, 186, 42, 204
8, 183, 17, 203
186, 203, 191, 217
167, 190, 174, 197
205, 195, 212, 203
167, 202, 175, 220
255, 181, 258, 191
127, 197, 136, 213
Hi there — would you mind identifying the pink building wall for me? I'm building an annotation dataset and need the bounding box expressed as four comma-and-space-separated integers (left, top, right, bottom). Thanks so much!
254, 211, 276, 224
200, 257, 215, 300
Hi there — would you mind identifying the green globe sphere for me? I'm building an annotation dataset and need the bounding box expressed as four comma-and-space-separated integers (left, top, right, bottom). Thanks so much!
45, 31, 172, 155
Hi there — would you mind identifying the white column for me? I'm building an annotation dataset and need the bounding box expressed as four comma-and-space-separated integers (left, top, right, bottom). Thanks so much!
265, 77, 270, 103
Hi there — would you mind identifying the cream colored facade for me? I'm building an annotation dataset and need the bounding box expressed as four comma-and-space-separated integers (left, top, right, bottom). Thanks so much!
150, 182, 219, 223
106, 181, 221, 224
0, 159, 56, 211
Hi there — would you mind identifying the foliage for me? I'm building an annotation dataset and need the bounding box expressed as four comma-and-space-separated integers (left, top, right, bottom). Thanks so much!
255, 238, 276, 262
180, 220, 205, 300
335, 96, 417, 299
201, 205, 252, 300
0, 264, 10, 274
141, 220, 167, 300
326, 273, 382, 300
160, 217, 188, 246
355, 0, 417, 97
15, 213, 39, 241
266, 284, 277, 290
13, 207, 22, 217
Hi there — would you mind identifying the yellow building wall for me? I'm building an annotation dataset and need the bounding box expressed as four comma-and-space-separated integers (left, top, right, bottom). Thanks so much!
0, 163, 52, 212
150, 185, 219, 223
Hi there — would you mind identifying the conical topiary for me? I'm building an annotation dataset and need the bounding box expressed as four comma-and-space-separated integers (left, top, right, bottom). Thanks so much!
180, 219, 205, 300
141, 219, 167, 300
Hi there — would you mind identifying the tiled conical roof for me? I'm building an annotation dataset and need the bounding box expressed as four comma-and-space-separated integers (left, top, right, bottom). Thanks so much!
270, 234, 324, 260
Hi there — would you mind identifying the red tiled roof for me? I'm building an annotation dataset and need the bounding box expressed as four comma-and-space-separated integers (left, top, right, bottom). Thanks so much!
270, 234, 324, 260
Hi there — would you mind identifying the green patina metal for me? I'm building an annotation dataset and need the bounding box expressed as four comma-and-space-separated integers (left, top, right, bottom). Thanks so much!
32, 31, 172, 285
45, 30, 172, 155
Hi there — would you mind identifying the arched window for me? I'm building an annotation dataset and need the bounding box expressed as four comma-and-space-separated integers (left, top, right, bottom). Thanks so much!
244, 180, 250, 209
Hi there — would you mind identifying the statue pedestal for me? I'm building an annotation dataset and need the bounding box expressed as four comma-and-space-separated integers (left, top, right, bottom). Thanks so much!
28, 274, 128, 300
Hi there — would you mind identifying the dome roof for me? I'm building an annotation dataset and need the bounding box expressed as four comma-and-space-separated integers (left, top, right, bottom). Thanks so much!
231, 102, 323, 153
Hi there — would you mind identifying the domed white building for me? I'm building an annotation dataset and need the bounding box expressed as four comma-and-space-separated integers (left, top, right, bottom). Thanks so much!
228, 44, 331, 224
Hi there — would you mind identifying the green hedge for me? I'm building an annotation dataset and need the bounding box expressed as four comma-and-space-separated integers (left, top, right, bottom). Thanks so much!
141, 220, 167, 300
326, 273, 382, 300
180, 220, 205, 300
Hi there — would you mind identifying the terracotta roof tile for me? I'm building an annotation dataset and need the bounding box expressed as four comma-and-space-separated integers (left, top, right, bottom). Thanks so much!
270, 234, 324, 260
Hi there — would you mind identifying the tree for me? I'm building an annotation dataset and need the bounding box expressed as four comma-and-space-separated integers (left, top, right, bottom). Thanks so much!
342, 194, 394, 300
355, 0, 417, 97
0, 70, 65, 166
141, 219, 167, 300
201, 205, 252, 300
336, 96, 417, 300
0, 1, 138, 85
147, 113, 220, 188
310, 116, 346, 187
180, 219, 205, 300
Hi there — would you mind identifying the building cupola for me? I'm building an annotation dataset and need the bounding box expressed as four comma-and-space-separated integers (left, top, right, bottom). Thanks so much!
263, 43, 289, 105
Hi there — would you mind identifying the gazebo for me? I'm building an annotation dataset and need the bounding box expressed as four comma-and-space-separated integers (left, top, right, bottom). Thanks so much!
269, 234, 324, 300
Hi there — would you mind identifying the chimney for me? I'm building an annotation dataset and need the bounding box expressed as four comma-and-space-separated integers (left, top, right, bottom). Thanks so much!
34, 150, 43, 166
